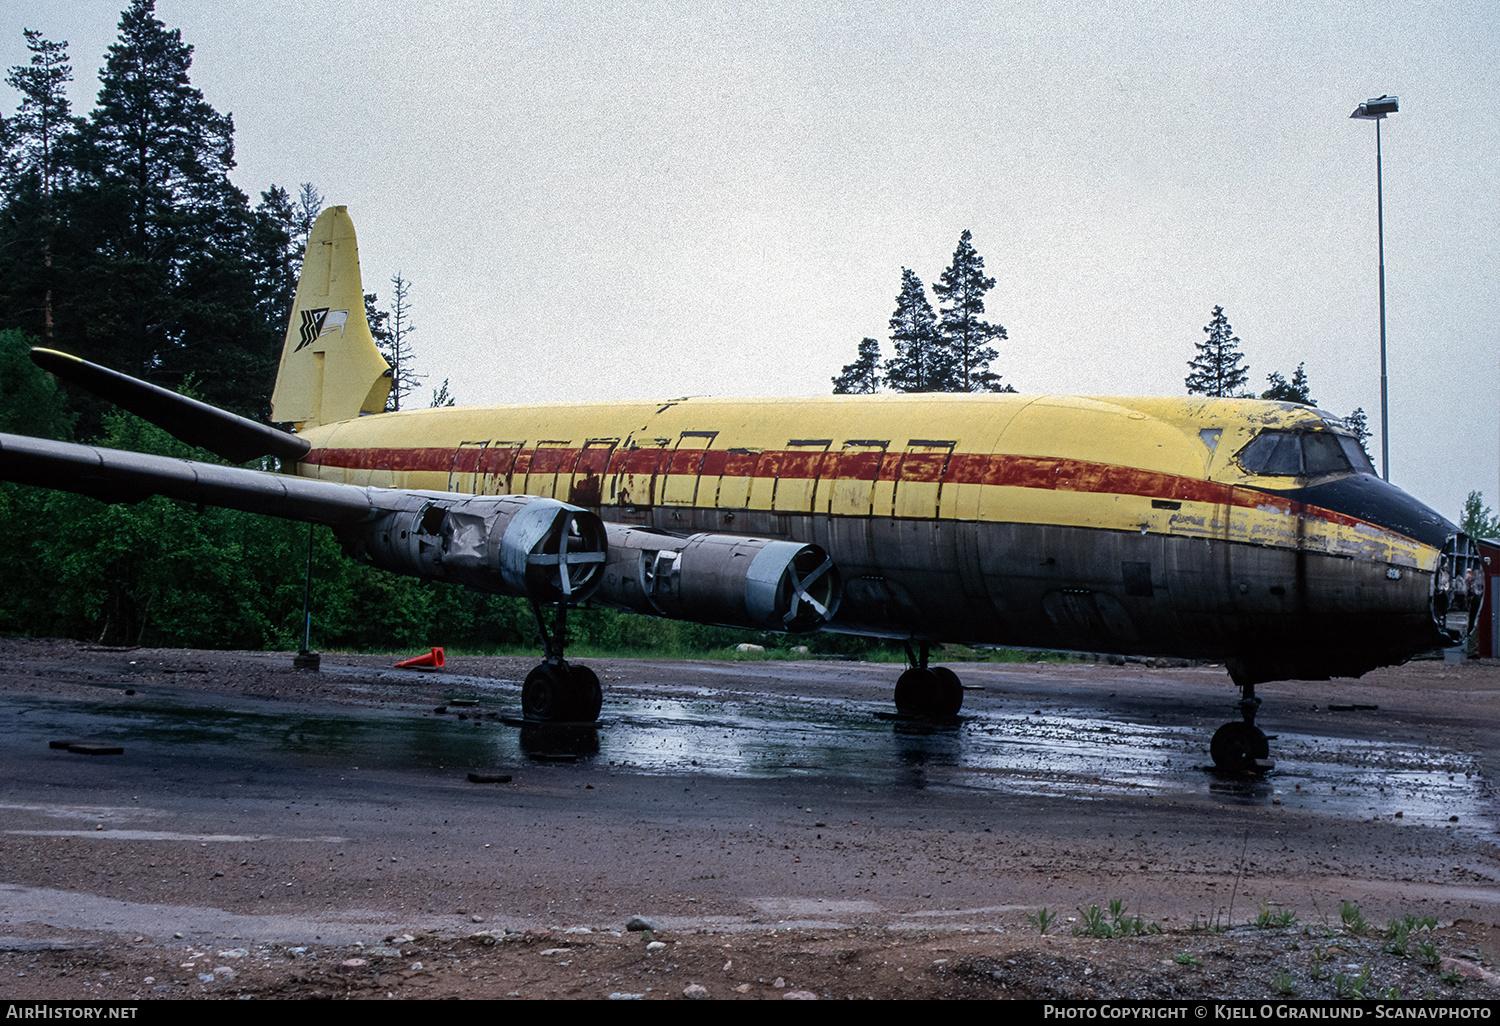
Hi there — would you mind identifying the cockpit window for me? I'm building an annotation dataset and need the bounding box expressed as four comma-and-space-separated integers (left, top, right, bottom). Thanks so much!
1236, 430, 1372, 477
1337, 435, 1377, 475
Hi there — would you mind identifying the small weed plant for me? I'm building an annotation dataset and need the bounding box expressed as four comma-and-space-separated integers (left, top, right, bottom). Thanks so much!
1333, 964, 1372, 1000
1272, 971, 1299, 997
1252, 900, 1297, 929
1339, 900, 1370, 935
1074, 899, 1161, 939
1027, 908, 1057, 935
1383, 913, 1438, 959
1309, 947, 1327, 982
1174, 952, 1201, 966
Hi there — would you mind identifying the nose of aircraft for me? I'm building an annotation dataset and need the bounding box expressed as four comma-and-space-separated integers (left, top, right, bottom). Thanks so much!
1435, 533, 1484, 643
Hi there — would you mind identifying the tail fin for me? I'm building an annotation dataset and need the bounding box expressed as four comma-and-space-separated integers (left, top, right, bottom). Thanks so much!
269, 206, 392, 429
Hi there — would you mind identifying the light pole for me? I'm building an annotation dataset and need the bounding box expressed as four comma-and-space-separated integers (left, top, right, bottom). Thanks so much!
1350, 94, 1398, 481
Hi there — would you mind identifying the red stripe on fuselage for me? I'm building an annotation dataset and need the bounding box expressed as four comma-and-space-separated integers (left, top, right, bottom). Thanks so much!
303, 444, 1366, 532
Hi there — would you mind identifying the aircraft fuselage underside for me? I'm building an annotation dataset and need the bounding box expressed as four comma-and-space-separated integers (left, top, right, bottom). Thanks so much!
599, 503, 1441, 685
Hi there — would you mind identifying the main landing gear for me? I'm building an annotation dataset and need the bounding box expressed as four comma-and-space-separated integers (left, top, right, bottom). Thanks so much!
1210, 678, 1273, 773
522, 599, 602, 723
894, 642, 963, 718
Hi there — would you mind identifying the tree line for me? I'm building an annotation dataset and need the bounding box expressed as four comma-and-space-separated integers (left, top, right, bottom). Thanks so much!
832, 230, 1015, 395
0, 2, 765, 654
0, 4, 1488, 655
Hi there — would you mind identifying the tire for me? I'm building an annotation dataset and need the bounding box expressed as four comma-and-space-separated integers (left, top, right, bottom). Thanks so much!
931, 666, 964, 717
895, 667, 962, 718
522, 664, 566, 721
568, 665, 603, 723
894, 667, 935, 716
1210, 721, 1270, 771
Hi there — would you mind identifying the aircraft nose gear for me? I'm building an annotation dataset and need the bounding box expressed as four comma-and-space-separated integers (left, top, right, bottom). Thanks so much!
893, 642, 963, 718
1211, 679, 1273, 773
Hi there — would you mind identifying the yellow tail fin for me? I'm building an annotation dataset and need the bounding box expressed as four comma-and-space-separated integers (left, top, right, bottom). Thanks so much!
269, 207, 392, 429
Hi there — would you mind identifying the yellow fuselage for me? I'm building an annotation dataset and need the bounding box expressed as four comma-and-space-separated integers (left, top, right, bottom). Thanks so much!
295, 391, 1448, 681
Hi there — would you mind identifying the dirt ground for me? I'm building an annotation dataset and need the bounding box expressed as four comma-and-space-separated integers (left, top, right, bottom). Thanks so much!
0, 639, 1496, 1001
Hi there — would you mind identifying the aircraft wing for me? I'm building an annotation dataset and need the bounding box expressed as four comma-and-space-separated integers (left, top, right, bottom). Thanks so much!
0, 432, 609, 604
0, 433, 833, 633
0, 432, 373, 524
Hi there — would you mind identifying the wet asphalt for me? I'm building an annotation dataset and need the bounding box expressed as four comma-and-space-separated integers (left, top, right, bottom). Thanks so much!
1, 644, 1496, 947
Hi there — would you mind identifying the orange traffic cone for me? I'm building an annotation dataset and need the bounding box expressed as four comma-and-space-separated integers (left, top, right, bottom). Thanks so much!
395, 647, 445, 670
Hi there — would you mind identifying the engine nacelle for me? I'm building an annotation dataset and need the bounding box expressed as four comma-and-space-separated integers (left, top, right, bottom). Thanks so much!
597, 527, 841, 633
339, 493, 607, 603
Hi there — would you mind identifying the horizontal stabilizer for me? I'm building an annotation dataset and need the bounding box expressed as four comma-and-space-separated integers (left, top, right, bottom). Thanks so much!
30, 348, 311, 464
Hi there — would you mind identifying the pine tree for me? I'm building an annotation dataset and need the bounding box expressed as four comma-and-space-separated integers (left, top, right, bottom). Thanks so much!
430, 378, 457, 408
380, 273, 422, 411
3, 31, 73, 200
80, 0, 238, 223
364, 291, 389, 348
832, 337, 881, 394
1, 31, 74, 341
1186, 306, 1249, 398
55, 0, 274, 420
1344, 407, 1372, 457
1261, 362, 1314, 405
882, 269, 948, 393
933, 229, 1010, 392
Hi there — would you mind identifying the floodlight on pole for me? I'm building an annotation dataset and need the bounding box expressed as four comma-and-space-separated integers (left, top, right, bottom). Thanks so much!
1350, 94, 1398, 481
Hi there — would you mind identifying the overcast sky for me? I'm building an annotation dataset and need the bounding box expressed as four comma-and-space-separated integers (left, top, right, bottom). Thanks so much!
4, 1, 1496, 523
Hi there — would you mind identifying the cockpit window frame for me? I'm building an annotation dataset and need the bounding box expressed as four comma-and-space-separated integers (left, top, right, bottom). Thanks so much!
1235, 428, 1373, 479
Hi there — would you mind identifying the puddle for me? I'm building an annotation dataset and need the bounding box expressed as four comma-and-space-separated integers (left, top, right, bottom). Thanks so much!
3, 675, 1491, 832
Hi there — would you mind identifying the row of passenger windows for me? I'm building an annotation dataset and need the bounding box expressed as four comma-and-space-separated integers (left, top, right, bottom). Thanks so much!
1236, 430, 1375, 477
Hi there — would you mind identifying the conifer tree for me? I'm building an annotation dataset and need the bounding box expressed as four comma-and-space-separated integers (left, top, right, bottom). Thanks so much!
1185, 306, 1249, 398
1345, 408, 1372, 457
430, 378, 457, 407
61, 0, 268, 418
3, 31, 73, 199
832, 337, 881, 394
381, 273, 422, 411
1, 31, 74, 341
883, 269, 948, 393
1261, 362, 1314, 405
933, 229, 1010, 392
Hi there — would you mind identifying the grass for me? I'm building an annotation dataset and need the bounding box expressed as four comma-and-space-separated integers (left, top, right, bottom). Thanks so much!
1333, 965, 1372, 1000
1383, 913, 1437, 958
1073, 899, 1162, 939
1252, 900, 1297, 929
1027, 908, 1057, 935
1339, 900, 1370, 936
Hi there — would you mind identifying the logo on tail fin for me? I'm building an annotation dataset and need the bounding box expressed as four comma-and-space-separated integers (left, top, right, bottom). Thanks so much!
295, 308, 350, 352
